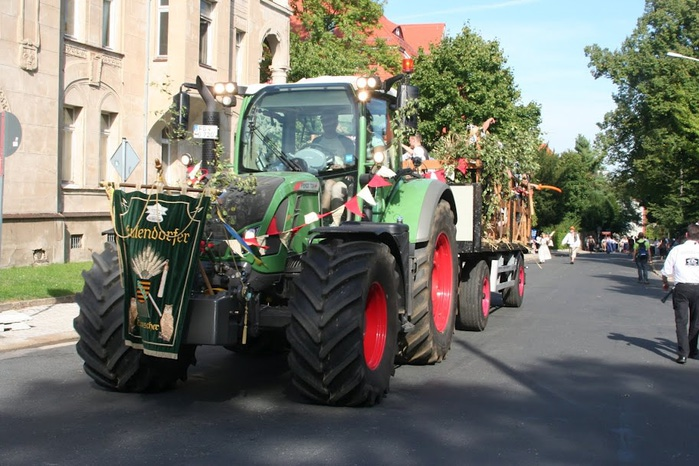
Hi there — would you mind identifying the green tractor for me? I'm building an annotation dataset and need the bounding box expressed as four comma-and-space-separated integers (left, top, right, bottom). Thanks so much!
74, 70, 527, 406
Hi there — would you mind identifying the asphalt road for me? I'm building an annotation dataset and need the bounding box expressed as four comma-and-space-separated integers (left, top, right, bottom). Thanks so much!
1, 250, 698, 465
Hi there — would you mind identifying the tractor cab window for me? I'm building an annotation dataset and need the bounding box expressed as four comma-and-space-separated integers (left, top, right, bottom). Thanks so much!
239, 86, 357, 174
366, 96, 395, 168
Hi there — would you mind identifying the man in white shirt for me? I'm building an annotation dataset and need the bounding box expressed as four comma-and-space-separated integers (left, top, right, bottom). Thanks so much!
561, 226, 581, 264
401, 133, 427, 162
661, 223, 699, 364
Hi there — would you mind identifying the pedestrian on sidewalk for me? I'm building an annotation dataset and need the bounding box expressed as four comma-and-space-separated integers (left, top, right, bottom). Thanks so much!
561, 226, 581, 264
660, 222, 699, 364
633, 232, 652, 284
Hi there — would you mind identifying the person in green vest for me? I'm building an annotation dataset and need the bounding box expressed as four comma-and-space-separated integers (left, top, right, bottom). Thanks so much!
633, 232, 653, 284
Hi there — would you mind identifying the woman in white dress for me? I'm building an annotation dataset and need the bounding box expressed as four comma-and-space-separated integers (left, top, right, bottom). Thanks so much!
538, 233, 552, 264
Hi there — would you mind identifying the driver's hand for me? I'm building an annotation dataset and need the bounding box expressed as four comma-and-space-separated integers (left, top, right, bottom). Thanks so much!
329, 156, 345, 170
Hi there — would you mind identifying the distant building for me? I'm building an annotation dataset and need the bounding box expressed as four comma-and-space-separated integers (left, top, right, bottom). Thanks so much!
1, 1, 291, 267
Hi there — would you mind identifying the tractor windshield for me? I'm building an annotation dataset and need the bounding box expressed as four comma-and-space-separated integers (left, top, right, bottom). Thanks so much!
238, 85, 358, 175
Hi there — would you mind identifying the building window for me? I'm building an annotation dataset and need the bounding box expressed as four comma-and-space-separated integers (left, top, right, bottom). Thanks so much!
158, 0, 169, 56
199, 1, 214, 66
65, 0, 76, 37
62, 106, 80, 184
235, 30, 246, 83
99, 112, 115, 184
102, 0, 113, 47
70, 234, 84, 249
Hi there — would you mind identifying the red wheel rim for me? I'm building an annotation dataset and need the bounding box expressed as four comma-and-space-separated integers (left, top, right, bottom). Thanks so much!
432, 231, 454, 332
481, 275, 491, 317
364, 282, 388, 370
516, 263, 525, 297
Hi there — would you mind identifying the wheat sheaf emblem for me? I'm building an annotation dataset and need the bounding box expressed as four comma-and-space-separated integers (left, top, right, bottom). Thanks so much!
130, 245, 174, 341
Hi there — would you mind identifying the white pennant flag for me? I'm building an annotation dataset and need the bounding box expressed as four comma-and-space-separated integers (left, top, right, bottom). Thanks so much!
225, 240, 245, 258
257, 236, 268, 256
357, 186, 376, 206
279, 231, 292, 249
376, 166, 396, 178
304, 211, 320, 225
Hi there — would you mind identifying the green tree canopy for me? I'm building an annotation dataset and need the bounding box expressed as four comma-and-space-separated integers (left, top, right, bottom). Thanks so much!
410, 26, 543, 222
586, 0, 699, 234
533, 135, 633, 234
288, 0, 400, 82
410, 25, 541, 145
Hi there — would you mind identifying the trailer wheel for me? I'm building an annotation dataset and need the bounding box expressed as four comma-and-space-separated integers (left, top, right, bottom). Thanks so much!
397, 200, 457, 364
502, 254, 525, 307
73, 242, 196, 392
287, 240, 400, 406
456, 260, 491, 331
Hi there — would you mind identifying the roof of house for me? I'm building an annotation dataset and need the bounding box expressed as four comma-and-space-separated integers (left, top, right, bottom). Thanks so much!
374, 16, 445, 57
289, 2, 445, 59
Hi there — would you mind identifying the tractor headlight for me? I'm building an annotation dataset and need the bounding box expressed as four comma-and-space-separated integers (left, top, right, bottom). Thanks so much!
373, 149, 385, 165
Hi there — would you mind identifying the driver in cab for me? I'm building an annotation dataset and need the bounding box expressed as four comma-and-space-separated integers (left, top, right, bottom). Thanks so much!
310, 113, 355, 226
312, 113, 355, 168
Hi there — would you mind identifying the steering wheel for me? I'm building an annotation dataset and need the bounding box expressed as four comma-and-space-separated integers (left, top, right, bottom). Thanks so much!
295, 143, 334, 171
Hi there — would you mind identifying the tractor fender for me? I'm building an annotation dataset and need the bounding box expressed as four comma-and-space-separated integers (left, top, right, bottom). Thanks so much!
310, 222, 412, 309
382, 179, 456, 244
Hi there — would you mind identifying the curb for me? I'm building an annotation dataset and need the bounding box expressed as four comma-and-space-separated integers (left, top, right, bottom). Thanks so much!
0, 332, 78, 353
0, 295, 76, 312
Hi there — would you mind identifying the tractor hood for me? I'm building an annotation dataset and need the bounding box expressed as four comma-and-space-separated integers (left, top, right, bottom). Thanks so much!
217, 175, 285, 229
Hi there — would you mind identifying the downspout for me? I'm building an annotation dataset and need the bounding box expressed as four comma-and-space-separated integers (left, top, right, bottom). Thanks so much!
143, 0, 152, 184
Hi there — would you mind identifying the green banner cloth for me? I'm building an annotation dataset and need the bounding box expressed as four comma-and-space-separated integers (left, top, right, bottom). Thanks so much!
111, 189, 210, 359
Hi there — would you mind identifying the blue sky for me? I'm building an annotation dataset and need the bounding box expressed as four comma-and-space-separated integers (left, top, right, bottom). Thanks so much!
383, 0, 647, 153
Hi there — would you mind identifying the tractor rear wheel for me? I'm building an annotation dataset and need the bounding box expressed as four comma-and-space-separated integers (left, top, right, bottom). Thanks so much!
397, 200, 457, 364
502, 254, 525, 307
287, 240, 400, 406
73, 242, 195, 392
456, 260, 491, 331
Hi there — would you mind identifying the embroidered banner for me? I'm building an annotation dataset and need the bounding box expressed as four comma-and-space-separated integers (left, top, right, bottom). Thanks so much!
111, 190, 211, 359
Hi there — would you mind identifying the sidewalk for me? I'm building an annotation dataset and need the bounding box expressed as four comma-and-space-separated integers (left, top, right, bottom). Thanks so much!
0, 298, 79, 352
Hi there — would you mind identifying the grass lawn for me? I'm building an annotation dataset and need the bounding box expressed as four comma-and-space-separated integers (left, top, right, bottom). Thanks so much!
0, 262, 92, 303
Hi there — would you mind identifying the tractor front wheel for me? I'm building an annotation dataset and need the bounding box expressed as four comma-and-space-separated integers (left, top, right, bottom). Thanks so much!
73, 242, 195, 392
287, 240, 400, 406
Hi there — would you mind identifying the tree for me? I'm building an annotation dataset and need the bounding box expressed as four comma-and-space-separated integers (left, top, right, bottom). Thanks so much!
289, 0, 400, 82
586, 0, 699, 233
411, 26, 543, 224
410, 25, 541, 145
532, 135, 634, 235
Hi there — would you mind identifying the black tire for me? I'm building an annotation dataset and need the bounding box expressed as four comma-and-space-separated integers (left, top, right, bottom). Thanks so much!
502, 254, 525, 307
287, 240, 400, 407
73, 242, 195, 392
397, 200, 457, 364
456, 260, 491, 331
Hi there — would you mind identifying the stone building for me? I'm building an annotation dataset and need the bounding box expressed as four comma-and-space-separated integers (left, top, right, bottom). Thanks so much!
0, 0, 291, 267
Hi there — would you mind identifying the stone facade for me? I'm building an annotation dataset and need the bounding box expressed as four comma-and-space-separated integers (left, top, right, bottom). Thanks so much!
0, 0, 291, 267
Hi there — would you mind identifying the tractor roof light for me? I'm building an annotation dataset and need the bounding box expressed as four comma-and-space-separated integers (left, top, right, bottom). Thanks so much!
402, 58, 414, 74
356, 76, 381, 102
213, 81, 238, 107
357, 76, 381, 90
